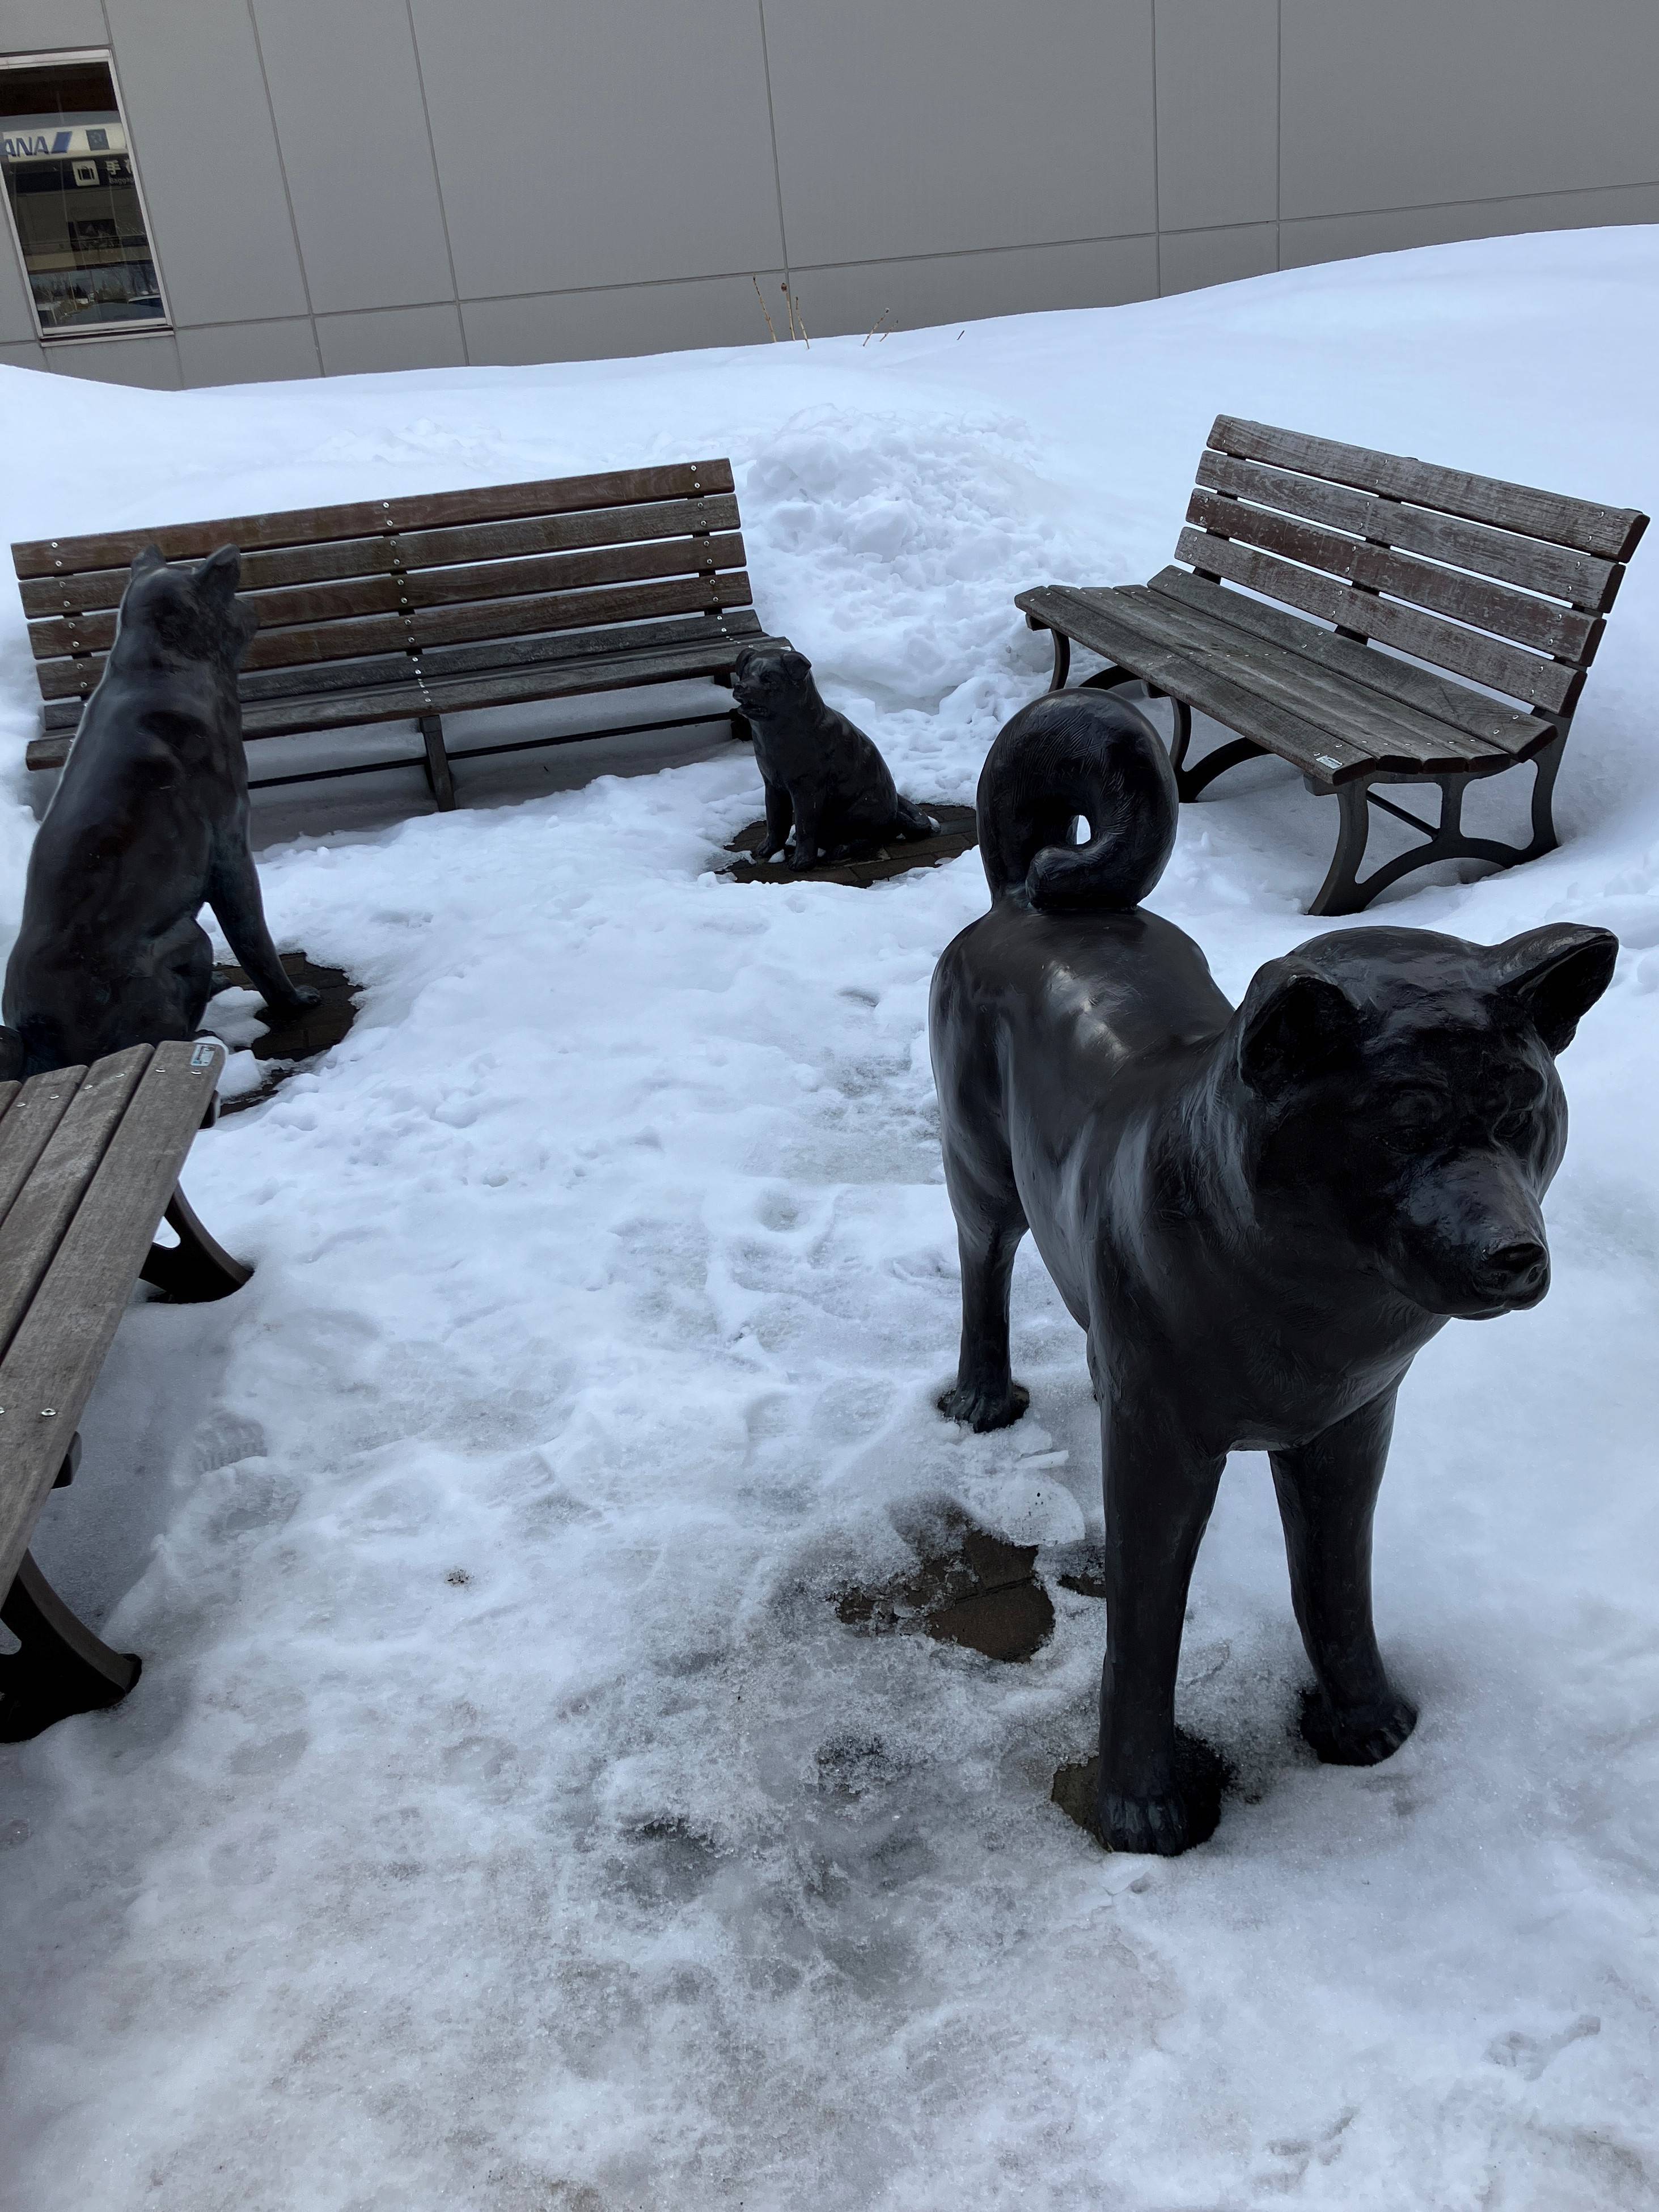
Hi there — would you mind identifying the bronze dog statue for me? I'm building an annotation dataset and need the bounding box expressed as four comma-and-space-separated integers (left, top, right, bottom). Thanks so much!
930, 687, 1616, 1855
730, 642, 937, 868
2, 544, 318, 1077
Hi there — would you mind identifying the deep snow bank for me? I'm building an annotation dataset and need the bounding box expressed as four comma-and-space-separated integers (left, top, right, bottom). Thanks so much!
1, 228, 1658, 2211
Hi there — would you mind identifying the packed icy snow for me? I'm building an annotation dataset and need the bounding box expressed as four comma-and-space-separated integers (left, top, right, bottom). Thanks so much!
3, 228, 1659, 2210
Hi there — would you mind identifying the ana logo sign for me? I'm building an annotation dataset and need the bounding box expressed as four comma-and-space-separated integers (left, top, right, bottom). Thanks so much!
2, 130, 73, 160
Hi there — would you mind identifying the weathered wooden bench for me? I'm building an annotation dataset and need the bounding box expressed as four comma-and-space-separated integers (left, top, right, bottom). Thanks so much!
0, 1039, 248, 1743
15, 460, 786, 810
1018, 418, 1649, 912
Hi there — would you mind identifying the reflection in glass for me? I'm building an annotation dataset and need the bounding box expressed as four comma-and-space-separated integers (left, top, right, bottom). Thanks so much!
0, 57, 166, 336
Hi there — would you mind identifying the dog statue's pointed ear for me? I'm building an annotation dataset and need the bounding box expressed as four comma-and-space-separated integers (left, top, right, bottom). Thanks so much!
1237, 966, 1361, 1093
194, 544, 242, 600
1491, 925, 1618, 1053
130, 543, 166, 578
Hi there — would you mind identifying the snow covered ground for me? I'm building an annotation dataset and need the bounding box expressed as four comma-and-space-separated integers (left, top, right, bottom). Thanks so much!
3, 228, 1659, 2210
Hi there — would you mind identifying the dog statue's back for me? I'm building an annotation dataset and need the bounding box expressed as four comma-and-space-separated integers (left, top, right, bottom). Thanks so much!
3, 544, 316, 1077
930, 688, 1616, 1854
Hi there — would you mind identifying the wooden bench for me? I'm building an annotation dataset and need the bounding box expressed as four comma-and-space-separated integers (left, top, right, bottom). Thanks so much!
1017, 417, 1649, 913
0, 1039, 248, 1743
15, 460, 786, 810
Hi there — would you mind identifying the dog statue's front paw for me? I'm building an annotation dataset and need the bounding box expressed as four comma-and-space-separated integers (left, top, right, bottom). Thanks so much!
272, 984, 322, 1012
937, 1378, 1029, 1432
787, 845, 819, 872
1100, 1788, 1191, 1857
1300, 1686, 1417, 1767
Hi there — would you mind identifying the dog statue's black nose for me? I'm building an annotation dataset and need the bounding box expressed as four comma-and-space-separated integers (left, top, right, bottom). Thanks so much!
1474, 1237, 1550, 1302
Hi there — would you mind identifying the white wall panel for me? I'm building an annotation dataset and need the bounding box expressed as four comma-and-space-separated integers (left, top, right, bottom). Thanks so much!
409, 0, 784, 298
763, 0, 1156, 268
794, 235, 1159, 341
103, 0, 310, 324
1154, 0, 1277, 234
463, 271, 786, 367
252, 0, 455, 315
1281, 0, 1659, 220
177, 316, 322, 386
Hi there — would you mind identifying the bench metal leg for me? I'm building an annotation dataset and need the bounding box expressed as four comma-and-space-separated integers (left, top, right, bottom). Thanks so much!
1041, 625, 1071, 692
729, 707, 754, 747
0, 1550, 140, 1742
1172, 732, 1268, 803
139, 1188, 253, 1305
420, 715, 457, 811
1526, 732, 1566, 858
1310, 743, 1569, 916
1310, 781, 1377, 915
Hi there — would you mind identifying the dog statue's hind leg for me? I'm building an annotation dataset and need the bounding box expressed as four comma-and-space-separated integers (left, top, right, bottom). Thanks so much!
1271, 1387, 1417, 1766
1097, 1391, 1225, 1854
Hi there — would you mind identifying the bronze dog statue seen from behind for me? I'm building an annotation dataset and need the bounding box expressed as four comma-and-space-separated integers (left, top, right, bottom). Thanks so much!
2, 544, 318, 1078
930, 687, 1616, 1855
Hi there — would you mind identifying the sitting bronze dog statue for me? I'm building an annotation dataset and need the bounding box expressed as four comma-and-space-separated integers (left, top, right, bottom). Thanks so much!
930, 688, 1616, 1855
2, 544, 318, 1077
730, 642, 937, 868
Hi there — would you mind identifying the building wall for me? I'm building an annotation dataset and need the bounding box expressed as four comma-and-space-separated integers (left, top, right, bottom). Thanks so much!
3, 0, 1658, 387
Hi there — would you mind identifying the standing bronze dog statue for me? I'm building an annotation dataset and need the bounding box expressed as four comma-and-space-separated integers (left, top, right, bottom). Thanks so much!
3, 544, 317, 1078
730, 642, 937, 868
930, 688, 1616, 1855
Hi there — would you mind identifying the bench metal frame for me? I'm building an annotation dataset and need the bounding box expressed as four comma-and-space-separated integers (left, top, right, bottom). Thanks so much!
15, 460, 786, 811
1018, 418, 1648, 914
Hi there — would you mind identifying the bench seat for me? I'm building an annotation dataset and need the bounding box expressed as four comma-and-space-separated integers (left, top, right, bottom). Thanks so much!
0, 1040, 248, 1742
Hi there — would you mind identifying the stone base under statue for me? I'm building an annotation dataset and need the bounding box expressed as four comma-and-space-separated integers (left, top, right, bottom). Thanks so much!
723, 803, 976, 888
209, 952, 358, 1115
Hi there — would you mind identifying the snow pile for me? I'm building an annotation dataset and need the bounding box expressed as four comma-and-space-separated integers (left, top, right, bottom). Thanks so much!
2, 227, 1659, 2211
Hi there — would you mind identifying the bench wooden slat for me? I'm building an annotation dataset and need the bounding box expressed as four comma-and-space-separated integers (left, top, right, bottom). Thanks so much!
26, 622, 774, 770
1146, 569, 1554, 756
1018, 586, 1374, 784
0, 1067, 84, 1234
0, 1042, 224, 1597
1087, 587, 1513, 769
1172, 528, 1584, 714
1192, 452, 1622, 612
16, 493, 743, 616
1022, 584, 1509, 777
33, 572, 757, 699
1184, 488, 1604, 662
33, 610, 765, 740
0, 1049, 151, 1372
10, 461, 736, 578
27, 532, 750, 657
1209, 417, 1648, 561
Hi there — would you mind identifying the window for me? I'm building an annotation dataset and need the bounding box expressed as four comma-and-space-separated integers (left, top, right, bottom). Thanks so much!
0, 52, 167, 339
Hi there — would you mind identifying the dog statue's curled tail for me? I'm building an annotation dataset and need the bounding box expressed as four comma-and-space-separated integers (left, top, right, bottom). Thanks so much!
974, 688, 1177, 912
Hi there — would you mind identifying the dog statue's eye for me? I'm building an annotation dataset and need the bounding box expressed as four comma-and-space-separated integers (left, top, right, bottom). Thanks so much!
1493, 1106, 1533, 1145
1385, 1087, 1444, 1129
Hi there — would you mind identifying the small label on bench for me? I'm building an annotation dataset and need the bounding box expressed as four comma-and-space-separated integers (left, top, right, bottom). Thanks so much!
1315, 755, 1342, 769
191, 1040, 221, 1069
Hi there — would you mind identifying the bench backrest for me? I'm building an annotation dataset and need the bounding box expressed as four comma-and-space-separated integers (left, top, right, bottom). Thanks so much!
12, 460, 753, 729
1179, 417, 1648, 718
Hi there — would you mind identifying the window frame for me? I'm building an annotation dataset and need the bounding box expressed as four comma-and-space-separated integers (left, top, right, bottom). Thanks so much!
0, 44, 172, 344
